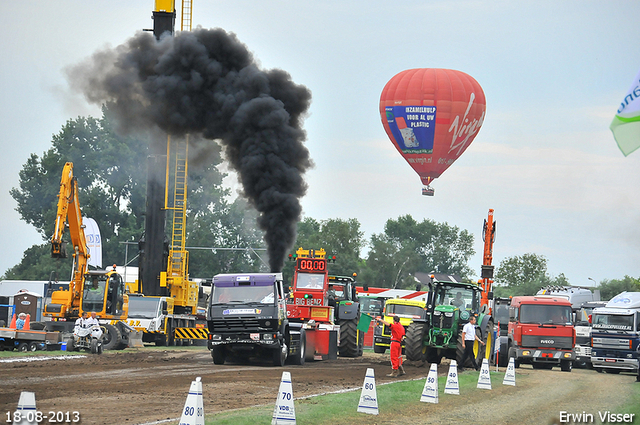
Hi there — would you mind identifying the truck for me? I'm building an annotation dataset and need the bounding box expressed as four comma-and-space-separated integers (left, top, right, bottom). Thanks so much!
574, 301, 606, 368
0, 328, 60, 352
590, 292, 640, 374
373, 297, 426, 354
507, 295, 575, 371
285, 248, 363, 360
43, 163, 140, 350
125, 294, 207, 346
206, 272, 305, 366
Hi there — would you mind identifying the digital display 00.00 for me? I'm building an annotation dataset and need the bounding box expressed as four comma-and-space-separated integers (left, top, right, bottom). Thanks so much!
297, 258, 326, 272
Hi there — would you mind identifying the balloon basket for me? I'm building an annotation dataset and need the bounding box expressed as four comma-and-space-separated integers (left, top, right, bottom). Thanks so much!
422, 186, 435, 196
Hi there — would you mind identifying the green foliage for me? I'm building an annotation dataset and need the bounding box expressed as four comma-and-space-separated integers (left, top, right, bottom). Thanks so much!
596, 276, 640, 301
493, 253, 572, 297
361, 215, 475, 289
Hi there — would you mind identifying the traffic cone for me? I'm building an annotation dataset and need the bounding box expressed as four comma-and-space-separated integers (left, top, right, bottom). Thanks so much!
272, 372, 296, 424
503, 357, 516, 386
477, 358, 492, 390
13, 391, 37, 425
444, 360, 460, 395
179, 377, 204, 425
420, 363, 439, 403
357, 367, 379, 415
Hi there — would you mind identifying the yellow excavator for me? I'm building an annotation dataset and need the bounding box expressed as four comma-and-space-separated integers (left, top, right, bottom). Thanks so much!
44, 162, 142, 350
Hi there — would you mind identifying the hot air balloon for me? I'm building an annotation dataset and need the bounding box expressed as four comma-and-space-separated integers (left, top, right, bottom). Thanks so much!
379, 68, 486, 196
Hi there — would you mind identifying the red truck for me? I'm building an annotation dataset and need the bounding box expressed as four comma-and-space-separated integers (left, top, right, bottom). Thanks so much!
507, 295, 575, 372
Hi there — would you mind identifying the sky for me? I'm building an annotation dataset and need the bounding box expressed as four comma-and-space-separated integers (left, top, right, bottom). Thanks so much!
2, 1, 640, 287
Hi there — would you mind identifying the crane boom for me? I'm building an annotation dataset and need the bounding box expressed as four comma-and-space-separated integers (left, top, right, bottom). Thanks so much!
480, 209, 496, 312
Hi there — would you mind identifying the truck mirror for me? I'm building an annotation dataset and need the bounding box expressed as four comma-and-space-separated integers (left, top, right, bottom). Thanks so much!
509, 307, 516, 321
162, 310, 168, 315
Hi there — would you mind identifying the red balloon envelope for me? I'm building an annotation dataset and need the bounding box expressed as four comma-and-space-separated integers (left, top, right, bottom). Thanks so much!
380, 68, 486, 195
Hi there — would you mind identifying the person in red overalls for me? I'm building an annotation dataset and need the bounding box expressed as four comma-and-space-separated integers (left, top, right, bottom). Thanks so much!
376, 315, 406, 377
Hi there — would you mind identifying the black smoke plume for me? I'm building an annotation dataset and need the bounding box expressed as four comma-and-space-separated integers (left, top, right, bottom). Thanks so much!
68, 28, 312, 272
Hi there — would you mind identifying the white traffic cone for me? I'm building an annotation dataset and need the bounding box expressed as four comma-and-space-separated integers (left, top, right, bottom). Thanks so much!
444, 360, 460, 395
503, 357, 516, 386
179, 377, 204, 425
272, 371, 296, 424
420, 363, 439, 403
477, 358, 492, 390
13, 391, 37, 425
357, 367, 379, 415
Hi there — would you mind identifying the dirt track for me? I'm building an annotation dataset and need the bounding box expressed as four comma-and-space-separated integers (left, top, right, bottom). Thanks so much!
1, 348, 638, 425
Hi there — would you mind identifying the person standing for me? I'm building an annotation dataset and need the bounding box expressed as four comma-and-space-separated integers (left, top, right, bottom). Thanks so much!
376, 315, 406, 377
459, 315, 485, 371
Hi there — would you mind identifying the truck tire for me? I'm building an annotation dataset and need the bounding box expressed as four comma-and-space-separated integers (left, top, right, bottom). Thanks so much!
17, 342, 29, 352
339, 319, 359, 357
508, 346, 520, 368
405, 322, 427, 362
561, 360, 572, 372
211, 346, 226, 365
497, 338, 509, 367
273, 342, 287, 367
101, 324, 121, 351
28, 342, 39, 352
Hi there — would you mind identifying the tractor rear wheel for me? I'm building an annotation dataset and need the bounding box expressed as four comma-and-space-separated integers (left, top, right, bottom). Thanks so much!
339, 319, 359, 357
405, 322, 427, 362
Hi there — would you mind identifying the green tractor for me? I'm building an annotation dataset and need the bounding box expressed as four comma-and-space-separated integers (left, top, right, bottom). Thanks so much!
405, 274, 494, 367
328, 274, 364, 357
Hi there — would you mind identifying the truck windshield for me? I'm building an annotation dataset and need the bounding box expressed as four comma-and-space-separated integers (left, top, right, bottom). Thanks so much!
360, 297, 384, 316
296, 273, 325, 290
211, 285, 275, 304
128, 297, 161, 319
520, 304, 572, 325
385, 304, 425, 319
592, 313, 635, 331
493, 304, 510, 324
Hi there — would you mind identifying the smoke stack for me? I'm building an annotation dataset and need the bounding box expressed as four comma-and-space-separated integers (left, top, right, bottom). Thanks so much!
68, 28, 312, 272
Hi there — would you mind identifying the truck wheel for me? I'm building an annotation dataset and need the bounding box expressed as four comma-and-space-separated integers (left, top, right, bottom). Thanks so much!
561, 360, 572, 372
339, 319, 359, 357
101, 324, 121, 351
28, 342, 39, 352
497, 338, 509, 367
17, 342, 29, 352
508, 346, 520, 368
373, 344, 386, 354
273, 342, 287, 367
211, 347, 226, 365
405, 322, 427, 362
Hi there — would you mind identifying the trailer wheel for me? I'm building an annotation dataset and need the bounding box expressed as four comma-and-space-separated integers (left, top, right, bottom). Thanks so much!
101, 324, 121, 351
291, 329, 306, 366
211, 346, 226, 365
373, 344, 386, 354
405, 322, 427, 362
273, 341, 287, 367
28, 342, 39, 352
17, 342, 29, 352
339, 319, 360, 357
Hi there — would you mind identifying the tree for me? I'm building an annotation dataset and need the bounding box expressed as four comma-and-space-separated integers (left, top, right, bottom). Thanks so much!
4, 108, 252, 281
493, 253, 570, 297
362, 215, 475, 289
596, 276, 640, 301
282, 217, 366, 285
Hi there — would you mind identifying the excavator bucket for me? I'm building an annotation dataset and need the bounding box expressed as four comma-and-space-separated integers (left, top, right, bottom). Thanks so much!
127, 329, 145, 348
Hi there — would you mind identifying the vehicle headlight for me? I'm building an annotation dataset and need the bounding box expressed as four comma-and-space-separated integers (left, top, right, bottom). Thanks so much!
444, 312, 453, 318
434, 311, 442, 316
263, 334, 274, 340
211, 334, 222, 341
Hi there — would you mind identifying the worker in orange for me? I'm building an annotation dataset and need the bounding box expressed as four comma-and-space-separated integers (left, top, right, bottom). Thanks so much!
376, 315, 406, 377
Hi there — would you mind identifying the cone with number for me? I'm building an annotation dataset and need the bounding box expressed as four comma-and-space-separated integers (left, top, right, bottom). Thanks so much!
179, 377, 204, 425
477, 358, 492, 390
14, 391, 37, 425
357, 367, 379, 415
420, 363, 439, 403
503, 357, 516, 386
272, 371, 296, 424
444, 360, 460, 395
